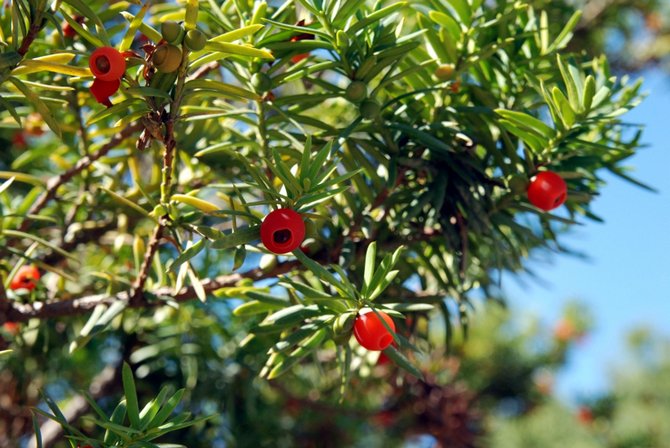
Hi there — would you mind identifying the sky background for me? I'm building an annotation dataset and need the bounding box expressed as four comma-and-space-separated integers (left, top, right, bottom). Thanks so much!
502, 68, 670, 404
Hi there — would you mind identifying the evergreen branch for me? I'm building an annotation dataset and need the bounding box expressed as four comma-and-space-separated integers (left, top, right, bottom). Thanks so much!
1, 261, 300, 323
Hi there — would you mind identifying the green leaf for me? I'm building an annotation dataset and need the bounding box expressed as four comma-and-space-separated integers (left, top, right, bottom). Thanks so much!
171, 194, 220, 213
139, 387, 170, 430
495, 109, 554, 139
292, 249, 349, 295
61, 10, 105, 48
104, 401, 127, 444
551, 86, 576, 127
583, 75, 596, 112
2, 230, 77, 261
185, 79, 260, 100
124, 87, 173, 100
101, 187, 155, 221
547, 10, 582, 53
120, 3, 149, 51
167, 239, 207, 272
32, 413, 43, 448
233, 300, 284, 316
267, 327, 328, 379
149, 389, 185, 428
204, 41, 274, 60
383, 345, 424, 379
122, 362, 141, 429
556, 56, 581, 113
363, 241, 377, 295
259, 304, 321, 327
11, 59, 91, 77
209, 226, 260, 250
210, 24, 263, 42
446, 0, 472, 24
8, 78, 62, 138
348, 3, 407, 35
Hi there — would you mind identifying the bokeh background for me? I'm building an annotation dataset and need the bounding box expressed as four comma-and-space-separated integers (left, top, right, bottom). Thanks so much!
505, 67, 670, 403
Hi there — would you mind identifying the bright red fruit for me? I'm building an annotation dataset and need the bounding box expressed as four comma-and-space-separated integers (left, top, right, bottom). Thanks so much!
3, 322, 19, 335
527, 170, 568, 211
577, 407, 594, 425
291, 52, 309, 64
289, 20, 313, 64
89, 47, 126, 81
354, 311, 396, 351
89, 78, 120, 107
9, 265, 40, 291
260, 208, 306, 254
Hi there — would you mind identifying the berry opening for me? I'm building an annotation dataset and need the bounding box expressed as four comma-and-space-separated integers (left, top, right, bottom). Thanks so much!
95, 56, 111, 74
378, 334, 393, 349
273, 229, 292, 245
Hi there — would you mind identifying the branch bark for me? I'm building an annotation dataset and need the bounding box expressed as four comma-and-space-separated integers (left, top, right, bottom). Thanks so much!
18, 123, 142, 232
2, 261, 300, 323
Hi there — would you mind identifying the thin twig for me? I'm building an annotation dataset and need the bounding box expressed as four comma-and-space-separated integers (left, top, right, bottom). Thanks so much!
2, 261, 300, 323
18, 123, 142, 232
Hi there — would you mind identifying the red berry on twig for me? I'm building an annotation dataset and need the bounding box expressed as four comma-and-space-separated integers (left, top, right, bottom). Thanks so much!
260, 208, 306, 254
354, 311, 396, 351
527, 170, 568, 211
89, 78, 120, 106
89, 47, 126, 81
9, 265, 40, 291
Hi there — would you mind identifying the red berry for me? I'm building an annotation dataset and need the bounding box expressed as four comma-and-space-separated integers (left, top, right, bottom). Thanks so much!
89, 78, 120, 105
288, 20, 313, 64
12, 131, 27, 148
354, 311, 396, 351
89, 47, 126, 81
291, 53, 310, 64
260, 208, 306, 254
376, 351, 391, 366
3, 322, 19, 335
527, 171, 568, 211
63, 22, 75, 38
62, 16, 83, 38
577, 407, 594, 425
9, 265, 40, 291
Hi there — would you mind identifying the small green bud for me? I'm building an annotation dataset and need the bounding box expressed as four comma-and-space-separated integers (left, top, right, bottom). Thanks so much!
151, 204, 168, 218
335, 30, 349, 50
344, 80, 368, 103
508, 174, 528, 195
152, 44, 182, 73
161, 21, 184, 44
359, 99, 381, 119
251, 72, 272, 92
332, 312, 356, 344
184, 29, 207, 52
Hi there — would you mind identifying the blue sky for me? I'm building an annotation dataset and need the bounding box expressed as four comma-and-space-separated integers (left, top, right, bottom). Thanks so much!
503, 69, 670, 403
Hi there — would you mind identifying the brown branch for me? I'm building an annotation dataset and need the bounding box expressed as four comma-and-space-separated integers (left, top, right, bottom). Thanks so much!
130, 221, 165, 304
18, 123, 142, 232
189, 61, 220, 80
17, 15, 43, 57
2, 261, 300, 323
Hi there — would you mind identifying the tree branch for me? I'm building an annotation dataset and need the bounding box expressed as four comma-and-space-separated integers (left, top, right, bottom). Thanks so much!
18, 123, 142, 232
2, 261, 300, 323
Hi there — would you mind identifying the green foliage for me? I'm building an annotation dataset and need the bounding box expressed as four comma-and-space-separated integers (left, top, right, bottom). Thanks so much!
0, 0, 658, 445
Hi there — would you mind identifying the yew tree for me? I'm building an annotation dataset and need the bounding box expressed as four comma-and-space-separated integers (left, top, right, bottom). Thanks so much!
0, 0, 648, 446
